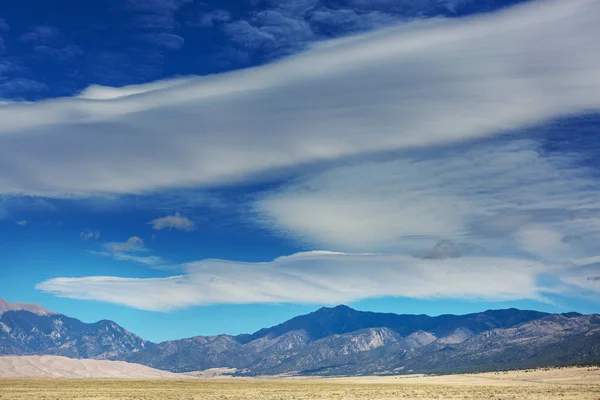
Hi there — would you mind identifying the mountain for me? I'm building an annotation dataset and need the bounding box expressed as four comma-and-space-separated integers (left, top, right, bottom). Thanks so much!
375, 314, 600, 375
242, 305, 550, 342
2, 299, 597, 376
0, 298, 54, 317
124, 305, 593, 375
0, 299, 150, 359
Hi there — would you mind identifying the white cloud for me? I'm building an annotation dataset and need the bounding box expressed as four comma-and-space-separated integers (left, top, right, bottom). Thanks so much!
92, 236, 167, 267
89, 251, 165, 266
195, 10, 231, 28
0, 0, 599, 196
36, 250, 552, 311
80, 229, 100, 240
149, 213, 195, 231
515, 226, 570, 259
15, 220, 28, 226
558, 259, 600, 298
104, 236, 146, 253
254, 139, 600, 255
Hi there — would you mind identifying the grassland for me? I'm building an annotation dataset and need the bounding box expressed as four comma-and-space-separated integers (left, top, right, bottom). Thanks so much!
1, 367, 599, 400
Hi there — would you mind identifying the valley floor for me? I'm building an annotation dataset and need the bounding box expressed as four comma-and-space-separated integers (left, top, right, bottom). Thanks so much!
1, 367, 599, 400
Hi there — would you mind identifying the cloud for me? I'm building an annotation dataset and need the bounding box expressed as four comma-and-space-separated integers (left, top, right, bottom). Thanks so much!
0, 0, 599, 196
32, 45, 84, 62
558, 259, 600, 297
194, 10, 231, 28
15, 220, 28, 226
125, 0, 191, 30
104, 236, 146, 253
136, 33, 185, 50
92, 236, 167, 266
19, 26, 60, 44
80, 229, 100, 240
36, 250, 553, 311
89, 251, 165, 266
309, 9, 400, 32
0, 19, 9, 31
515, 226, 570, 259
417, 240, 482, 260
0, 78, 49, 98
224, 10, 315, 55
219, 0, 527, 59
255, 138, 600, 254
149, 213, 195, 231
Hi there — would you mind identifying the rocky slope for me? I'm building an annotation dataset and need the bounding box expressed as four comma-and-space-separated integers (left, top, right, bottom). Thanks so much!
2, 298, 598, 376
0, 304, 149, 359
0, 298, 54, 317
124, 305, 593, 375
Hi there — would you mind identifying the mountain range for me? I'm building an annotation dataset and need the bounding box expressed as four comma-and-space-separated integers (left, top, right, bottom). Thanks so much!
0, 299, 148, 360
1, 298, 599, 376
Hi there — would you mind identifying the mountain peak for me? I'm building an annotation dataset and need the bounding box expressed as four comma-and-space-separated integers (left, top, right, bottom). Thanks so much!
316, 304, 354, 313
0, 297, 55, 317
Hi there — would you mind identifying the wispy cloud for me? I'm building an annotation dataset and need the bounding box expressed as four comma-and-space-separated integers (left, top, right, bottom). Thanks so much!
0, 0, 599, 196
89, 251, 165, 266
223, 11, 315, 55
416, 240, 483, 260
255, 138, 600, 256
36, 250, 553, 311
0, 19, 9, 31
135, 33, 185, 50
15, 220, 28, 226
219, 0, 489, 59
91, 236, 167, 266
19, 26, 60, 44
0, 78, 49, 98
194, 10, 231, 28
32, 44, 83, 62
149, 213, 195, 231
125, 0, 191, 30
80, 229, 100, 240
104, 236, 146, 253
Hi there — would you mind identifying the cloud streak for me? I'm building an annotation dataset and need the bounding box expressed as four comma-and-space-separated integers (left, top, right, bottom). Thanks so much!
105, 236, 146, 253
91, 236, 166, 266
89, 251, 165, 267
149, 213, 195, 231
0, 0, 599, 196
80, 229, 100, 240
255, 138, 600, 255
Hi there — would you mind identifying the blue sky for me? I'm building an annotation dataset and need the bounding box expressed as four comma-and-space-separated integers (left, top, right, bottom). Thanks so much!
1, 0, 600, 343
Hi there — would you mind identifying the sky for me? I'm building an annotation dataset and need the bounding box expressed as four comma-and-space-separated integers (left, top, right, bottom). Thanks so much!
1, 0, 600, 343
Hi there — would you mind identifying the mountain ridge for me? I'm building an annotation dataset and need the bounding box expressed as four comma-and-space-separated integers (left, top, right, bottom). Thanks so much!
0, 297, 55, 317
122, 305, 595, 375
0, 308, 150, 359
242, 305, 556, 342
0, 297, 597, 376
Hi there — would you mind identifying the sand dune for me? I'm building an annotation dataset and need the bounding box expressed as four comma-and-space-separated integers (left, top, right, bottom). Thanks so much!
0, 356, 184, 379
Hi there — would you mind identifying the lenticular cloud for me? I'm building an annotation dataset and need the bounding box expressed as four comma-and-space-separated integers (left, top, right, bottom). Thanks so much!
0, 0, 599, 196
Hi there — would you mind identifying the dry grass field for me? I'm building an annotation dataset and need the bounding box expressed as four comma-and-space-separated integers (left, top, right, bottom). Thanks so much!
1, 367, 599, 400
